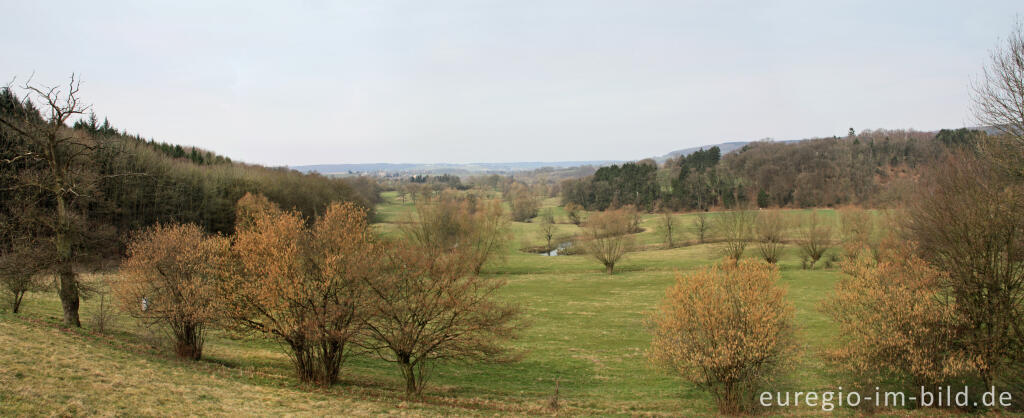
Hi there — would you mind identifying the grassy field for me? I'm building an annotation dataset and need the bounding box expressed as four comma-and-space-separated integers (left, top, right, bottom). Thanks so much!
1, 191, 864, 416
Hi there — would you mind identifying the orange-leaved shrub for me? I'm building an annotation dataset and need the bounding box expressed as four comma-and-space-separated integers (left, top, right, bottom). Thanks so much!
115, 223, 229, 360
647, 261, 796, 414
822, 243, 971, 400
217, 193, 380, 385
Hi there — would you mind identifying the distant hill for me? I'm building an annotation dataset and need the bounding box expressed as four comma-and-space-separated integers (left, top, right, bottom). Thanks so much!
291, 139, 812, 177
290, 161, 623, 176
655, 141, 751, 163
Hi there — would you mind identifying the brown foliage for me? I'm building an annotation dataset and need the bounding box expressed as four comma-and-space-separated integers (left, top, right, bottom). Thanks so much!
219, 193, 379, 385
578, 208, 635, 274
823, 244, 970, 392
648, 261, 796, 414
361, 241, 521, 395
116, 223, 228, 359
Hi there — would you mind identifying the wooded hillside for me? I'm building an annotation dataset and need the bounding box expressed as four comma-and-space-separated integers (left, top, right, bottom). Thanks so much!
0, 87, 374, 242
562, 128, 975, 211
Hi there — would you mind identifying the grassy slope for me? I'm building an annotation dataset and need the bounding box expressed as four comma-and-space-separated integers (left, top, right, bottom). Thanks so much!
1, 191, 857, 416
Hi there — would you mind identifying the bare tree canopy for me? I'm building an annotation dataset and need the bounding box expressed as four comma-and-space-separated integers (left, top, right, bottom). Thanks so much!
0, 74, 103, 327
971, 19, 1024, 166
579, 208, 635, 274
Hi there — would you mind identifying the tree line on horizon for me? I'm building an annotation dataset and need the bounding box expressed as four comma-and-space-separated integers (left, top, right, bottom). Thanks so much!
559, 127, 981, 212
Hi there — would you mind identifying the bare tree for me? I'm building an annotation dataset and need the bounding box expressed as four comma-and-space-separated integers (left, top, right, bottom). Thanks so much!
0, 74, 111, 327
971, 19, 1024, 165
693, 211, 711, 244
506, 183, 540, 222
796, 211, 832, 269
362, 242, 521, 395
538, 209, 557, 252
579, 208, 635, 274
657, 204, 677, 249
0, 230, 49, 313
0, 200, 50, 313
838, 208, 874, 260
401, 193, 510, 274
905, 153, 1024, 388
565, 202, 583, 226
756, 210, 786, 264
716, 209, 755, 264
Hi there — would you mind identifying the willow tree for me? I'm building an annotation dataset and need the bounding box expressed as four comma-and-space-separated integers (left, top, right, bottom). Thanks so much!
220, 194, 380, 385
362, 241, 521, 395
0, 75, 115, 326
716, 209, 755, 264
648, 261, 796, 414
401, 193, 510, 274
579, 208, 635, 274
115, 223, 229, 360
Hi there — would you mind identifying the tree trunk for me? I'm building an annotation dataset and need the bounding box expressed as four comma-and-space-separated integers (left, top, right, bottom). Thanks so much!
317, 340, 342, 385
719, 382, 741, 415
58, 265, 80, 327
399, 357, 418, 395
174, 322, 204, 360
288, 338, 342, 386
605, 264, 614, 274
12, 290, 24, 314
55, 195, 80, 327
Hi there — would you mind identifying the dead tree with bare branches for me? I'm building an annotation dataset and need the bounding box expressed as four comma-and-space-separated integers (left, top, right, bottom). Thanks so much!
971, 19, 1024, 172
0, 74, 118, 327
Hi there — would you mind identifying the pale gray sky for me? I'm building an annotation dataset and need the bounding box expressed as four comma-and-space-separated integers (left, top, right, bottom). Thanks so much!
1, 1, 1019, 165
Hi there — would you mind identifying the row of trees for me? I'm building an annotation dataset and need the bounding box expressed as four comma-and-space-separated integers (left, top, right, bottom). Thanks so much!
115, 194, 520, 394
709, 209, 849, 269
572, 203, 855, 276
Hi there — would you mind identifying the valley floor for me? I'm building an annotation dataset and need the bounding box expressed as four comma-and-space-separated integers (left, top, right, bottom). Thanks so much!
0, 194, 948, 416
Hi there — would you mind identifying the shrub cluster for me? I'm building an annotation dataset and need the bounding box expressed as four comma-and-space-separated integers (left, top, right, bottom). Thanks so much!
114, 193, 520, 395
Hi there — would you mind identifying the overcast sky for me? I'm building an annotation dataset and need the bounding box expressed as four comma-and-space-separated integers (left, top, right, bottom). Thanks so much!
1, 1, 1020, 166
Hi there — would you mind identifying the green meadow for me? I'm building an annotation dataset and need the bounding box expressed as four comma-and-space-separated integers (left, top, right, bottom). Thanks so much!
1, 191, 860, 416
